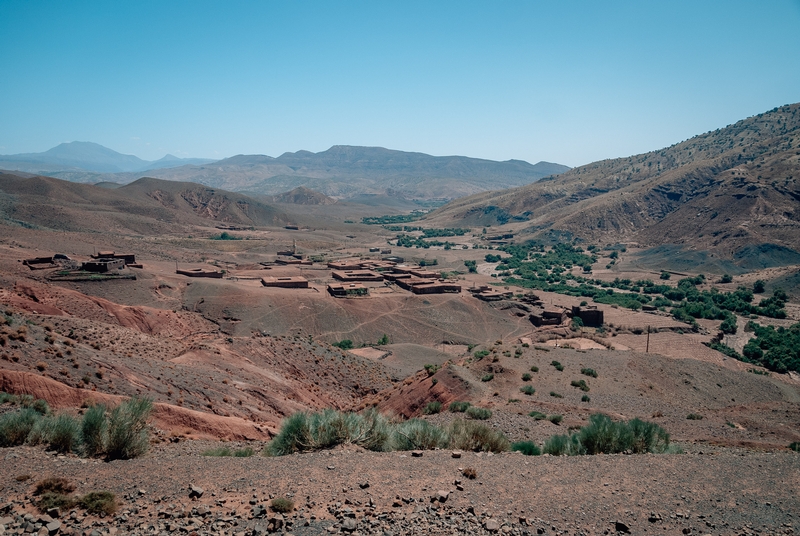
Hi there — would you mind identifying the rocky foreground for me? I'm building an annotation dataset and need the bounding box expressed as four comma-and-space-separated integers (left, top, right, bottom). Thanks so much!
0, 441, 798, 536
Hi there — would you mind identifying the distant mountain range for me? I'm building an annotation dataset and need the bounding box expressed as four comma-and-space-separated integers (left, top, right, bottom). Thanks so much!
0, 143, 569, 201
0, 141, 216, 174
427, 103, 800, 269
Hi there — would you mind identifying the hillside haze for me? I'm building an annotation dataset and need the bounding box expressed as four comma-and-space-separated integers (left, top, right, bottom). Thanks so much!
2, 144, 569, 202
429, 103, 800, 267
0, 141, 216, 175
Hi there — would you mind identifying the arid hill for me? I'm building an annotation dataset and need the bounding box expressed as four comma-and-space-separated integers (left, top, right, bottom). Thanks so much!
0, 173, 290, 234
428, 103, 800, 266
269, 186, 337, 205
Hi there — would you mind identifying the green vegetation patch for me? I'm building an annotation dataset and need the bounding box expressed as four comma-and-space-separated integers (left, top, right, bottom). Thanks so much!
543, 413, 671, 456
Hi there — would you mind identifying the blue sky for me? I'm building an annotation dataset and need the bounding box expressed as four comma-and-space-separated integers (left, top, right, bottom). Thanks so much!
1, 1, 799, 167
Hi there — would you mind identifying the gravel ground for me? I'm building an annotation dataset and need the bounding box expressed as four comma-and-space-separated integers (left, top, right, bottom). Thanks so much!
0, 442, 797, 536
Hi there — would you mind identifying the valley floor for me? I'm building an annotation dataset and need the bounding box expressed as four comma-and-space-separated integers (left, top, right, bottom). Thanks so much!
0, 442, 797, 535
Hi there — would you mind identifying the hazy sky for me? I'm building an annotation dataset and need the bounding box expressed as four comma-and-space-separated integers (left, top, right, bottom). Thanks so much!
1, 1, 799, 167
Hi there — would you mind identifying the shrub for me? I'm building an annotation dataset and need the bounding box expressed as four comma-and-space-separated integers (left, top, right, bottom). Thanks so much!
422, 401, 442, 415
548, 414, 563, 425
543, 434, 580, 456
546, 413, 671, 456
332, 339, 353, 350
465, 406, 492, 420
480, 373, 494, 382
580, 368, 598, 378
449, 419, 509, 453
448, 401, 471, 413
529, 365, 539, 373
81, 404, 107, 457
789, 442, 800, 452
519, 385, 535, 396
423, 364, 440, 376
581, 394, 591, 402
462, 466, 477, 479
266, 408, 393, 455
392, 419, 449, 450
233, 447, 254, 457
271, 497, 294, 513
35, 477, 75, 496
79, 491, 117, 515
686, 413, 704, 420
265, 412, 311, 455
106, 397, 153, 460
549, 391, 563, 398
570, 379, 590, 392
551, 360, 564, 371
203, 447, 233, 457
0, 408, 41, 447
31, 398, 50, 415
47, 413, 81, 453
529, 411, 546, 420
474, 350, 490, 360
37, 492, 77, 513
511, 440, 541, 456
521, 373, 532, 381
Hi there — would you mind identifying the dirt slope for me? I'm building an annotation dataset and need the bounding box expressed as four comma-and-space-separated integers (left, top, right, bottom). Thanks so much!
427, 103, 800, 262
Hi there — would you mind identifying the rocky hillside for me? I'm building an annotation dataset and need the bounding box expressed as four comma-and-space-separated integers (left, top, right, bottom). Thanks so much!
429, 103, 800, 263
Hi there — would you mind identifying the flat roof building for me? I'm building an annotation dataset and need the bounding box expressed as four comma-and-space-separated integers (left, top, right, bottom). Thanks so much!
82, 259, 125, 273
332, 270, 384, 282
261, 276, 309, 288
176, 268, 224, 278
411, 282, 462, 294
328, 283, 369, 298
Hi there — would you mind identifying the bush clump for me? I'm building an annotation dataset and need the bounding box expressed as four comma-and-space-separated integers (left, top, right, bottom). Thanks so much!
480, 373, 494, 382
548, 414, 563, 425
422, 401, 442, 415
106, 397, 153, 460
270, 497, 294, 513
789, 442, 800, 452
265, 408, 393, 455
202, 446, 253, 457
528, 411, 547, 420
581, 394, 591, 403
448, 401, 471, 413
79, 491, 117, 515
551, 360, 564, 371
521, 373, 532, 381
570, 379, 590, 392
686, 413, 704, 420
543, 413, 671, 455
392, 418, 449, 450
0, 407, 41, 447
449, 419, 509, 453
581, 368, 598, 378
519, 385, 535, 396
465, 406, 492, 420
529, 365, 539, 373
80, 404, 108, 457
30, 413, 81, 453
511, 440, 541, 456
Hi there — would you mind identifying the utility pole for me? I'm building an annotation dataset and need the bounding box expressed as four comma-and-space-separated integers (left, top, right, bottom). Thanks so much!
646, 325, 650, 353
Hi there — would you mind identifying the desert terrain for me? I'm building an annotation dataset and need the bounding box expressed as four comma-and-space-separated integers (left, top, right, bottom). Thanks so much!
1, 104, 799, 536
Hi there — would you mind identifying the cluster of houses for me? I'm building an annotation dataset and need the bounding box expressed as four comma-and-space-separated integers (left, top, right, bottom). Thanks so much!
259, 257, 463, 298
